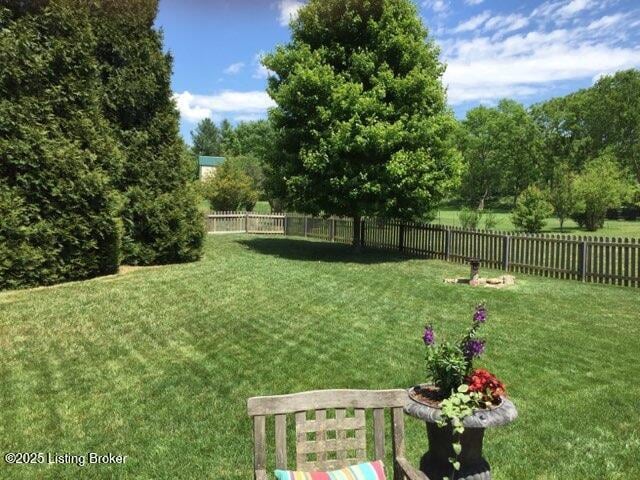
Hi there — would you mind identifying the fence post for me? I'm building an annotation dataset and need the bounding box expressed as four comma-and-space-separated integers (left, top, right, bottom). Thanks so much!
304, 216, 308, 237
502, 234, 510, 271
244, 211, 248, 233
360, 217, 365, 247
330, 217, 336, 242
579, 240, 588, 281
444, 227, 451, 261
283, 213, 288, 236
399, 223, 405, 252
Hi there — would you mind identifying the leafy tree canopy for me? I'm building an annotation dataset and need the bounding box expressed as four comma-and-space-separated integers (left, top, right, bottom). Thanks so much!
191, 118, 221, 157
263, 0, 461, 241
459, 99, 543, 208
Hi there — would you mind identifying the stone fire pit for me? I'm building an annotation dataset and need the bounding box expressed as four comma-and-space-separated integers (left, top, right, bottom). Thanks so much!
444, 258, 515, 289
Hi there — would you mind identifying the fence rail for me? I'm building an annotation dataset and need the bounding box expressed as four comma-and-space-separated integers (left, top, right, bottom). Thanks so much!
205, 212, 640, 288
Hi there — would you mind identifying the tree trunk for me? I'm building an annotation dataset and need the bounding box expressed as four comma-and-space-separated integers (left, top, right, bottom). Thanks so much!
477, 188, 488, 211
352, 214, 362, 252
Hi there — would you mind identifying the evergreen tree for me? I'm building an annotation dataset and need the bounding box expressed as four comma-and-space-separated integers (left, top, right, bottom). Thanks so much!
92, 0, 203, 265
220, 119, 240, 156
0, 0, 123, 289
191, 118, 221, 156
263, 0, 460, 247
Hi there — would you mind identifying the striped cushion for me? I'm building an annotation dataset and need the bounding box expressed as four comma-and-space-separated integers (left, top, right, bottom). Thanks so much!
274, 460, 386, 480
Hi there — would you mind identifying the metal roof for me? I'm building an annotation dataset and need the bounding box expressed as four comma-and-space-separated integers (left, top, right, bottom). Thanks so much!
199, 156, 225, 167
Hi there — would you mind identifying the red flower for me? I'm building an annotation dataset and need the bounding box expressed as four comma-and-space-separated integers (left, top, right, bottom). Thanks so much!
466, 368, 506, 402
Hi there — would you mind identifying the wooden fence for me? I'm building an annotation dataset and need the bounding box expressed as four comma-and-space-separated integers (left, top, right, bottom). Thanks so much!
205, 212, 640, 288
206, 212, 285, 235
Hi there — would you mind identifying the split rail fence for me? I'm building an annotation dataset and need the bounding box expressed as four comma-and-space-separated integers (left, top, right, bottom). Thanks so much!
206, 211, 640, 288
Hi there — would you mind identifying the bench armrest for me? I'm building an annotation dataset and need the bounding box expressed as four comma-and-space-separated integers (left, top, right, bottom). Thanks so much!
396, 457, 430, 480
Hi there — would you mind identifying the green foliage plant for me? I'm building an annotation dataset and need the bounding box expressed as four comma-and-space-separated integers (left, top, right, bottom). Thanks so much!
92, 0, 203, 265
0, 0, 123, 289
423, 304, 500, 478
458, 208, 482, 230
571, 152, 633, 231
548, 163, 578, 232
202, 162, 258, 211
438, 384, 483, 478
263, 0, 461, 248
483, 211, 498, 230
511, 186, 553, 233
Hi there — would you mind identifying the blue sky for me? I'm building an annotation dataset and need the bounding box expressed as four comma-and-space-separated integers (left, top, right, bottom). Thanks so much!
156, 0, 640, 142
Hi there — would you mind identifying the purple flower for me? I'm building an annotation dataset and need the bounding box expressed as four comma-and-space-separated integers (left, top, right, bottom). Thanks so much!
463, 339, 485, 359
473, 305, 487, 323
422, 325, 435, 346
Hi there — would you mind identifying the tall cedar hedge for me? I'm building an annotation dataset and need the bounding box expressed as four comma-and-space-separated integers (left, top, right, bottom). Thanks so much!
93, 0, 203, 265
0, 0, 203, 290
0, 1, 123, 290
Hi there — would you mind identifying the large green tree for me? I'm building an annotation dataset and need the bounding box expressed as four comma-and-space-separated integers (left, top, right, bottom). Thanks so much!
0, 0, 123, 290
532, 69, 640, 184
263, 0, 460, 246
220, 119, 240, 156
459, 100, 543, 207
571, 151, 633, 231
92, 0, 203, 265
191, 118, 222, 156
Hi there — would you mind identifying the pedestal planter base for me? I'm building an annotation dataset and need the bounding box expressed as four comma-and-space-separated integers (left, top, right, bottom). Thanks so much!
420, 452, 490, 480
419, 424, 491, 480
405, 387, 517, 480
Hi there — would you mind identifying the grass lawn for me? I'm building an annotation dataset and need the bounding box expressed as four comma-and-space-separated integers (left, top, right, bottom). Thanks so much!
433, 208, 640, 238
1, 235, 639, 479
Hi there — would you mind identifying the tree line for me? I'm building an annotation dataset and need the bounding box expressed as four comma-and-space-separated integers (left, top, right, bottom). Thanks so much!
0, 0, 203, 290
192, 68, 640, 233
459, 70, 639, 232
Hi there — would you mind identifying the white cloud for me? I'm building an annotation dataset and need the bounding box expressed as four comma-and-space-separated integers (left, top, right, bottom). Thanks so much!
173, 90, 276, 123
438, 0, 640, 105
173, 91, 211, 122
422, 0, 448, 14
278, 0, 304, 27
530, 0, 600, 22
453, 11, 491, 33
465, 0, 484, 5
587, 14, 626, 31
223, 62, 245, 75
252, 52, 274, 80
484, 14, 529, 35
557, 0, 593, 18
443, 26, 640, 104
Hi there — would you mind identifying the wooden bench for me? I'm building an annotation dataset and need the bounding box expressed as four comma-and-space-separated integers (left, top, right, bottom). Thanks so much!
247, 389, 429, 480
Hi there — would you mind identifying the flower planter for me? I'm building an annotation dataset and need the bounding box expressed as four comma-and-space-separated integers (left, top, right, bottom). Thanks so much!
404, 385, 517, 480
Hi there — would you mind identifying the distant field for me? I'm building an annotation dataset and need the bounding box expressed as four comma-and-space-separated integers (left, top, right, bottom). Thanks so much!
432, 209, 640, 238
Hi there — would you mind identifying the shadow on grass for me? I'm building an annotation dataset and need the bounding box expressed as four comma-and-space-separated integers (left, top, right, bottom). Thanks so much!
237, 237, 410, 264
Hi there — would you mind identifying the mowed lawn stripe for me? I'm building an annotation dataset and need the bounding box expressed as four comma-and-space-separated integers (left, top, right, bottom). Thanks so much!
0, 234, 638, 479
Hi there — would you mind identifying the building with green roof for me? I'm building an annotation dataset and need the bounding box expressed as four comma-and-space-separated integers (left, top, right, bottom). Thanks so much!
198, 156, 225, 179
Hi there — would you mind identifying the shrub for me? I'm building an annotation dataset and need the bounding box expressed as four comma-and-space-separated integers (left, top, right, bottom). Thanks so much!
483, 211, 498, 230
511, 186, 553, 233
0, 1, 122, 290
458, 208, 482, 230
121, 185, 204, 265
202, 162, 259, 211
548, 164, 578, 232
571, 153, 633, 231
226, 156, 266, 199
93, 0, 203, 265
